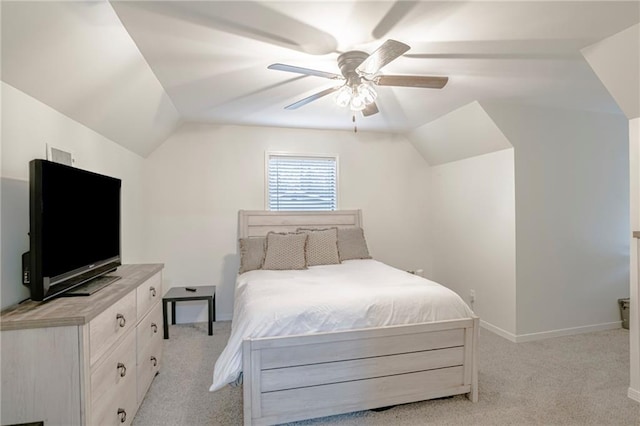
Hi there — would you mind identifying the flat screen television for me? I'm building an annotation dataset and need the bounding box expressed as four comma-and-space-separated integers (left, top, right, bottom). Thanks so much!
25, 159, 122, 301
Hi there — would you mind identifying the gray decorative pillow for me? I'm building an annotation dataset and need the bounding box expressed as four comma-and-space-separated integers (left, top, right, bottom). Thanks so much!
262, 232, 308, 270
298, 228, 340, 266
238, 237, 266, 274
337, 227, 372, 261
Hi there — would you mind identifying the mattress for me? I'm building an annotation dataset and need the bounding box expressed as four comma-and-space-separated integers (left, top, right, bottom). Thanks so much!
210, 259, 474, 391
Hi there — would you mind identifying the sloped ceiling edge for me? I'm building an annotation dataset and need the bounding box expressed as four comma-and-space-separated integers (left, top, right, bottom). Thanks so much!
407, 101, 512, 166
582, 24, 640, 120
1, 1, 182, 157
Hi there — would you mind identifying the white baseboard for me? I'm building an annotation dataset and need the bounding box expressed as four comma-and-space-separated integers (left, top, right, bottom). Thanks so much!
629, 387, 640, 403
480, 320, 622, 343
514, 321, 622, 343
480, 320, 517, 342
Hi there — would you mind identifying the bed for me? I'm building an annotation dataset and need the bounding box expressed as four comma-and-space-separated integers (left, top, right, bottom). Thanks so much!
212, 210, 479, 426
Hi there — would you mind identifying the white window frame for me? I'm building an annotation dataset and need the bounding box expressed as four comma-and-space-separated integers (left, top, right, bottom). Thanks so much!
264, 151, 340, 211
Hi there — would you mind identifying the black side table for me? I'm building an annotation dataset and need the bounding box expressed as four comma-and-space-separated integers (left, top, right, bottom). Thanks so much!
162, 286, 216, 339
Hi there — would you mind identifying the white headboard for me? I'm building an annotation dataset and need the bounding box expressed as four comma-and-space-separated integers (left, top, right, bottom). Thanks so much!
238, 210, 362, 238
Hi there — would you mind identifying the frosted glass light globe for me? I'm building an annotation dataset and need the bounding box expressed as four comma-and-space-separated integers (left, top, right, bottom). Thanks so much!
334, 85, 352, 108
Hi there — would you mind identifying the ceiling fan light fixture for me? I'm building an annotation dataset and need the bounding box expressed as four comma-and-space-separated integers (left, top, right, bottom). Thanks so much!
350, 93, 367, 111
358, 81, 377, 104
335, 85, 352, 108
270, 39, 447, 118
334, 81, 377, 112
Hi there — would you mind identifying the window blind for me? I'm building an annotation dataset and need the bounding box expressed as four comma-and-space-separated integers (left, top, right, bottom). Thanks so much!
268, 155, 337, 211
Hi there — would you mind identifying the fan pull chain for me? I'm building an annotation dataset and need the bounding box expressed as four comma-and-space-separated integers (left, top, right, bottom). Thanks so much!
352, 114, 357, 133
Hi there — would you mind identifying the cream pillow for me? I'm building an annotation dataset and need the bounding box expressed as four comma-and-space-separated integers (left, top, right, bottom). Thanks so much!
297, 228, 340, 266
337, 227, 372, 261
262, 232, 308, 270
238, 237, 266, 274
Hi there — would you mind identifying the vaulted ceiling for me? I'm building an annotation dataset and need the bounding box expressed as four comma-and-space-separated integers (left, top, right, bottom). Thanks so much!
2, 1, 638, 157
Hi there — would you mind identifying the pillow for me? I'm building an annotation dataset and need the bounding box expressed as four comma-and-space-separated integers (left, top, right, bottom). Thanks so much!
297, 228, 340, 266
238, 237, 266, 274
337, 227, 372, 261
261, 232, 308, 270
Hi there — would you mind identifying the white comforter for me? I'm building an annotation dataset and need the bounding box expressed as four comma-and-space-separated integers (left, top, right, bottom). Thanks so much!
210, 259, 474, 391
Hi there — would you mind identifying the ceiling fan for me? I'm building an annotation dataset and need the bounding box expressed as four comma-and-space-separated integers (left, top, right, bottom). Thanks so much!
268, 39, 448, 117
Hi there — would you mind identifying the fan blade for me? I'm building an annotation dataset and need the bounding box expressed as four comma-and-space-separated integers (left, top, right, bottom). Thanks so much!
374, 75, 448, 89
362, 102, 379, 117
404, 40, 585, 60
285, 87, 341, 110
356, 39, 410, 76
112, 2, 337, 55
268, 64, 343, 80
372, 1, 418, 39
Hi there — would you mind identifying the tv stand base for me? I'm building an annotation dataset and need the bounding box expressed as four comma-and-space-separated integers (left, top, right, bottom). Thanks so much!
63, 275, 121, 296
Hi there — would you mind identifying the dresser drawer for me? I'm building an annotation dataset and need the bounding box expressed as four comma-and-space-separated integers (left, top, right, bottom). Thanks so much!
91, 369, 137, 426
137, 332, 163, 403
136, 272, 161, 321
90, 290, 136, 366
91, 329, 136, 405
136, 302, 162, 361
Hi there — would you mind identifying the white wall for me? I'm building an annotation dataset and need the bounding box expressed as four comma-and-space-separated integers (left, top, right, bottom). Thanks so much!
581, 23, 640, 403
630, 117, 639, 401
430, 149, 516, 337
483, 101, 630, 338
144, 123, 432, 322
0, 82, 147, 309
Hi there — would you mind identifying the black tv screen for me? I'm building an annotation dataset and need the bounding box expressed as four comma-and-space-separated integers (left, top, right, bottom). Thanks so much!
29, 159, 121, 301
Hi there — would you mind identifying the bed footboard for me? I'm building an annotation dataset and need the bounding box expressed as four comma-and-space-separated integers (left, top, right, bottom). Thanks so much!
242, 316, 479, 426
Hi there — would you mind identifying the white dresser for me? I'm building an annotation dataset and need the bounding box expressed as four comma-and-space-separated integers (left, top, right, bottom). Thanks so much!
0, 264, 164, 425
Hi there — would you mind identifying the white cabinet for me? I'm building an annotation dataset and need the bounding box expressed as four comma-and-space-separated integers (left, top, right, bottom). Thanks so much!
0, 264, 164, 426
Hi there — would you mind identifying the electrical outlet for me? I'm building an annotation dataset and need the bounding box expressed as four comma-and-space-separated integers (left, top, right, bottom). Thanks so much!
469, 289, 476, 304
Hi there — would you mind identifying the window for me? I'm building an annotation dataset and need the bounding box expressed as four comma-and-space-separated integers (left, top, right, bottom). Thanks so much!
267, 153, 338, 211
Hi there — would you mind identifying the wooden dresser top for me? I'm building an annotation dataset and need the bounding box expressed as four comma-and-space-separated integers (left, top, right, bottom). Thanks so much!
1, 264, 163, 331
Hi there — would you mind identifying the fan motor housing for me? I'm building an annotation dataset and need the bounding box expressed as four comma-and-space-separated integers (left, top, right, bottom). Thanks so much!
337, 51, 368, 84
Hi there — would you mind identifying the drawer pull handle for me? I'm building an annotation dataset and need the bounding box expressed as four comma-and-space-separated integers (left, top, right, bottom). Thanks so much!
117, 362, 127, 377
151, 356, 157, 367
116, 314, 126, 328
117, 408, 127, 423
151, 323, 158, 333
150, 286, 156, 297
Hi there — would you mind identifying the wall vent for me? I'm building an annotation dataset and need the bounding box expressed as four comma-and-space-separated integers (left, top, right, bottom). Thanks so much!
47, 146, 74, 166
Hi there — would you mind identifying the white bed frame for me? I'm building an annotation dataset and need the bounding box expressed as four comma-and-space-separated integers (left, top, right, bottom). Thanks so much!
238, 210, 479, 426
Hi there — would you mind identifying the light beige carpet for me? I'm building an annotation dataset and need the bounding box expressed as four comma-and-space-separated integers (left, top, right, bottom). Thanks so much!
133, 322, 639, 425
